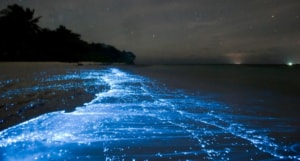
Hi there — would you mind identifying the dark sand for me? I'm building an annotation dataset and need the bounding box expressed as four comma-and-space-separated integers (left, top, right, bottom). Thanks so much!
0, 62, 106, 130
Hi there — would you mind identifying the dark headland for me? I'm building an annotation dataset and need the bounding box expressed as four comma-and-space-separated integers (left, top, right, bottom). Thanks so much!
0, 4, 136, 64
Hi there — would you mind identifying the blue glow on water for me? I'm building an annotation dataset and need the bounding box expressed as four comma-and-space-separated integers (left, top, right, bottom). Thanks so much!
0, 68, 299, 161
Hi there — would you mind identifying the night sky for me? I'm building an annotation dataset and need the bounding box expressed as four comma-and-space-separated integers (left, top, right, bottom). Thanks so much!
1, 0, 299, 64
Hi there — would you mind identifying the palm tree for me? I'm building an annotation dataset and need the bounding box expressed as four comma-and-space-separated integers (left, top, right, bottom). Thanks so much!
0, 4, 41, 59
0, 4, 41, 34
55, 25, 81, 41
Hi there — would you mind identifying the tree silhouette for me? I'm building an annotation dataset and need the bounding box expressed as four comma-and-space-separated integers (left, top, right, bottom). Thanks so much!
55, 25, 80, 41
0, 4, 40, 32
0, 4, 41, 59
0, 4, 136, 64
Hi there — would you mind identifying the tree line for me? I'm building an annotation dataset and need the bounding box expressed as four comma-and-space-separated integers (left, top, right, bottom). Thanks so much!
0, 4, 136, 64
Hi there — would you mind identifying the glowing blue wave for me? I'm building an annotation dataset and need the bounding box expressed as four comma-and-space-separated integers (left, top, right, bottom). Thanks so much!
0, 68, 299, 161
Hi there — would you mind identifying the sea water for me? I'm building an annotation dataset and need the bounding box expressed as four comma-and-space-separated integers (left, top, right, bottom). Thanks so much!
0, 67, 299, 160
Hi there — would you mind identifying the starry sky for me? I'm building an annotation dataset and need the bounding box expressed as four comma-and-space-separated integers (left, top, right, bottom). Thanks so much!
1, 0, 300, 64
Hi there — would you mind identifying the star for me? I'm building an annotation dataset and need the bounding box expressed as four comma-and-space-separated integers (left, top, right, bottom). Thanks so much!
0, 0, 298, 64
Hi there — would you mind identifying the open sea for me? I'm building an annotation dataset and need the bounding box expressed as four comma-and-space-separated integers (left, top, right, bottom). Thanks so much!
0, 63, 299, 161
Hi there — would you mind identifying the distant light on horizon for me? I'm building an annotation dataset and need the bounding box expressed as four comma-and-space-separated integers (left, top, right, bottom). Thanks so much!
287, 62, 293, 66
233, 61, 242, 65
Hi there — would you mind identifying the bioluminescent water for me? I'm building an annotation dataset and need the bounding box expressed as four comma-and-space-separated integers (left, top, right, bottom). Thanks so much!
0, 68, 299, 161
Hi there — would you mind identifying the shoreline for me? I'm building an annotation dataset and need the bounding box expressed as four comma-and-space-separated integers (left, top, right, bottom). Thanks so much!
1, 62, 300, 130
0, 62, 106, 131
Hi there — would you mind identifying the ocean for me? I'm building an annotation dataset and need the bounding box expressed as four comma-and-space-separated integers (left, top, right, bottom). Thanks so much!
0, 63, 299, 160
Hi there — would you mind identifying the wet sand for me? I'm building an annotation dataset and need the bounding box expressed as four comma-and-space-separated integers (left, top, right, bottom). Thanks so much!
0, 62, 106, 130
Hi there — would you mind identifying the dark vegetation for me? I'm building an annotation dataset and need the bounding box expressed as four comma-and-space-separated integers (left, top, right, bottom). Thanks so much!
0, 4, 136, 64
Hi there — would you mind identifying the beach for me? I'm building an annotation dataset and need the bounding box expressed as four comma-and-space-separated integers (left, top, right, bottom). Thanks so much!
0, 62, 300, 160
0, 62, 102, 130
